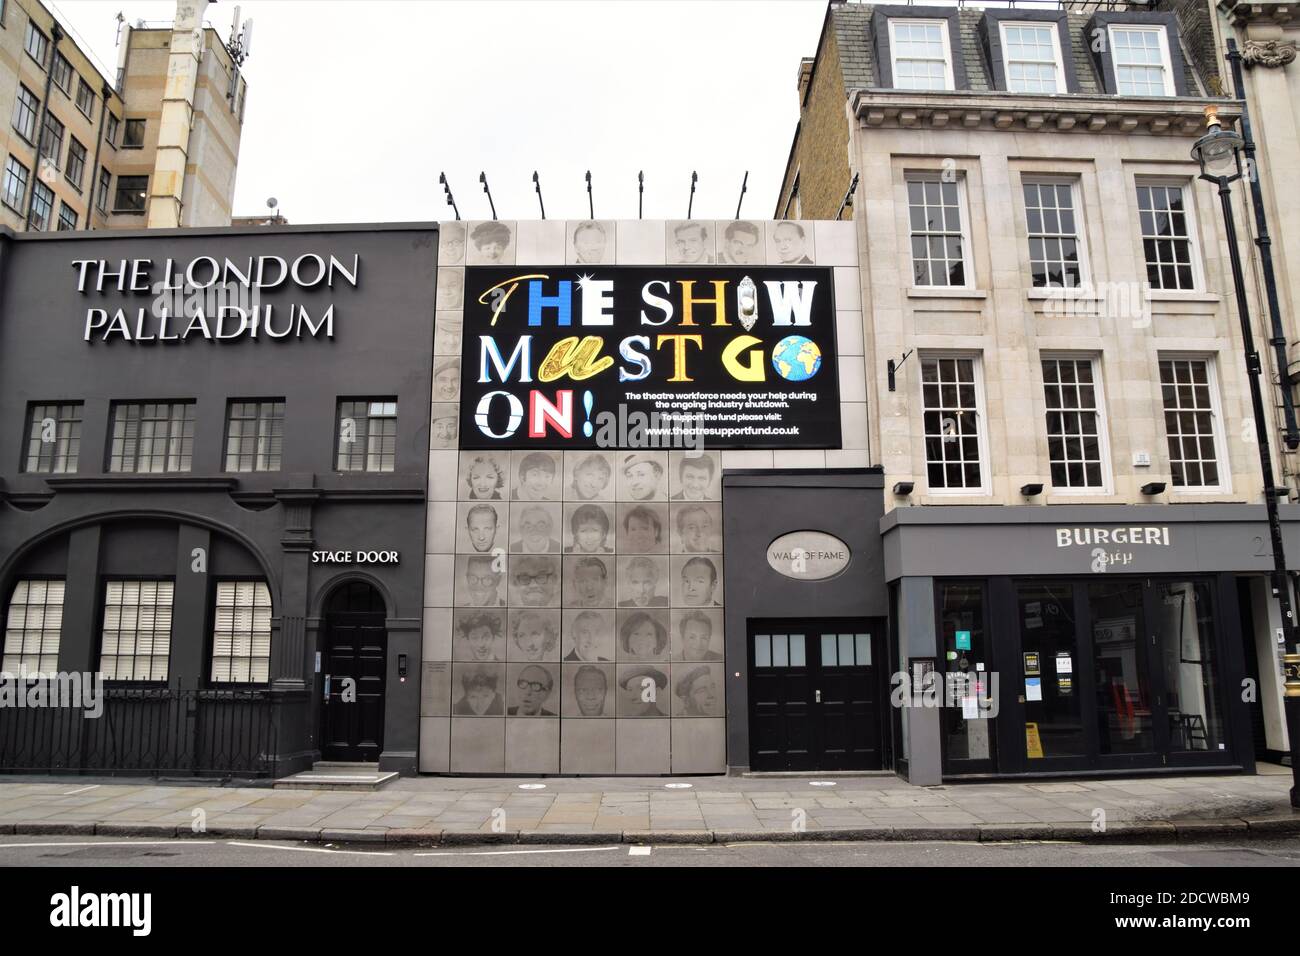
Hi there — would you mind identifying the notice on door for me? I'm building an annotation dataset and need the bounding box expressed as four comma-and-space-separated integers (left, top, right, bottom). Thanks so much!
1026, 722, 1044, 759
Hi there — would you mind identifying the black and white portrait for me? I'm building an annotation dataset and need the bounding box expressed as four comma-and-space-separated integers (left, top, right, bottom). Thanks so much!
507, 608, 561, 661
432, 360, 461, 403
439, 221, 466, 266
512, 450, 560, 501
458, 501, 507, 554
436, 268, 464, 310
617, 450, 667, 501
435, 314, 462, 355
720, 220, 763, 264
510, 502, 562, 554
617, 608, 670, 662
669, 451, 719, 500
564, 501, 614, 554
562, 608, 614, 662
672, 607, 724, 661
671, 502, 721, 554
617, 665, 669, 717
673, 663, 724, 717
507, 554, 560, 607
616, 502, 668, 554
563, 662, 614, 717
453, 609, 507, 662
467, 220, 515, 265
455, 553, 506, 607
452, 663, 505, 716
616, 555, 669, 608
430, 402, 459, 449
667, 220, 714, 264
568, 220, 615, 265
563, 450, 614, 501
507, 662, 558, 716
563, 555, 612, 608
459, 451, 509, 501
672, 554, 724, 607
768, 220, 815, 264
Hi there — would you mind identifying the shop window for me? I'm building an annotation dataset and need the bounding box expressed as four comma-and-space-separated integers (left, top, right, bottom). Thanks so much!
1041, 356, 1109, 490
99, 580, 173, 682
2, 155, 30, 213
336, 398, 397, 473
56, 202, 76, 231
2, 579, 64, 676
224, 399, 285, 472
999, 21, 1063, 93
920, 355, 987, 492
906, 174, 970, 287
23, 402, 81, 474
51, 51, 72, 95
889, 19, 953, 90
121, 118, 145, 149
112, 174, 148, 213
1137, 181, 1197, 291
1158, 357, 1225, 490
108, 401, 195, 473
1022, 179, 1085, 288
24, 20, 48, 68
1155, 580, 1224, 752
1109, 25, 1174, 96
65, 136, 86, 191
1089, 579, 1154, 754
210, 581, 272, 683
11, 85, 39, 144
29, 181, 53, 231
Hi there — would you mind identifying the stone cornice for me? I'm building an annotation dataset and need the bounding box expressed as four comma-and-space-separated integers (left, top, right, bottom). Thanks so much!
1220, 0, 1298, 26
850, 90, 1240, 136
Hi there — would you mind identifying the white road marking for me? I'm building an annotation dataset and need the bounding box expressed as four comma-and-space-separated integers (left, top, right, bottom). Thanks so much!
226, 841, 392, 856
628, 846, 652, 856
61, 785, 100, 796
0, 840, 216, 849
414, 846, 622, 857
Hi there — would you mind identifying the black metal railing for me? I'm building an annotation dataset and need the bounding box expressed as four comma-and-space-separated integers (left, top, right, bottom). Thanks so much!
0, 679, 283, 778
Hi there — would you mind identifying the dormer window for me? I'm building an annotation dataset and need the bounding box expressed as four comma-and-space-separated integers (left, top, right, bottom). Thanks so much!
1000, 21, 1063, 93
1109, 25, 1174, 96
889, 19, 954, 90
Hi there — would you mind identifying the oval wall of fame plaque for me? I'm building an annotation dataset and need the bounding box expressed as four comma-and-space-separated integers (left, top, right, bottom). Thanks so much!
765, 530, 851, 581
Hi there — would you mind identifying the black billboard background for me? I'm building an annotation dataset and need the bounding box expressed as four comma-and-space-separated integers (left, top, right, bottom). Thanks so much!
458, 265, 841, 450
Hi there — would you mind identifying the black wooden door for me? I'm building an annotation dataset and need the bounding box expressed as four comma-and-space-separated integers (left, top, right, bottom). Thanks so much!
320, 609, 387, 762
748, 620, 883, 772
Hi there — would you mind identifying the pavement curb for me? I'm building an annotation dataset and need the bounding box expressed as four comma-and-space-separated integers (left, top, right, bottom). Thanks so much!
2, 814, 1296, 847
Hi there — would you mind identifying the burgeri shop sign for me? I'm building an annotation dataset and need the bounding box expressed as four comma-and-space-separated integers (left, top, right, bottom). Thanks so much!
73, 253, 361, 343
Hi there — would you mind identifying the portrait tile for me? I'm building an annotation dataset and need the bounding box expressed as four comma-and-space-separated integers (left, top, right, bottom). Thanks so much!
615, 664, 671, 717
452, 608, 508, 663
563, 450, 615, 502
438, 221, 467, 266
670, 501, 722, 554
451, 662, 506, 716
432, 359, 461, 403
671, 553, 724, 607
506, 608, 561, 662
716, 219, 765, 265
615, 502, 669, 554
671, 607, 725, 662
430, 402, 460, 449
615, 608, 671, 663
615, 449, 668, 502
506, 553, 561, 607
506, 661, 560, 716
453, 552, 507, 608
509, 501, 562, 554
766, 219, 817, 265
563, 501, 615, 554
456, 501, 508, 555
562, 554, 614, 608
666, 219, 716, 265
511, 449, 561, 501
562, 662, 616, 718
567, 220, 616, 265
668, 450, 720, 501
458, 450, 509, 501
671, 662, 724, 717
466, 220, 516, 265
436, 267, 464, 311
434, 312, 463, 355
561, 607, 615, 662
615, 554, 670, 608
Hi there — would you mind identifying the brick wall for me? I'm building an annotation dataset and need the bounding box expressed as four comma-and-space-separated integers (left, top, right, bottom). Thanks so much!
775, 24, 851, 220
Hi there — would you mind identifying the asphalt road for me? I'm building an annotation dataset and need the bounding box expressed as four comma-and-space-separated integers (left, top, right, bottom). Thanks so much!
1, 834, 1298, 867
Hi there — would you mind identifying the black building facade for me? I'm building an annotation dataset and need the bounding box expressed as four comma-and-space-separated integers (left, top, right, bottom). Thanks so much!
0, 223, 438, 777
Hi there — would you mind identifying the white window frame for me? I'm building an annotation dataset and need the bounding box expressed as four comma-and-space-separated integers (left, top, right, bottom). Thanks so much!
889, 18, 955, 91
918, 351, 992, 496
210, 581, 273, 684
1039, 353, 1113, 494
1108, 25, 1175, 97
1020, 175, 1091, 290
1135, 177, 1203, 293
999, 20, 1065, 94
3, 579, 65, 676
98, 579, 174, 683
1157, 353, 1231, 494
905, 170, 975, 290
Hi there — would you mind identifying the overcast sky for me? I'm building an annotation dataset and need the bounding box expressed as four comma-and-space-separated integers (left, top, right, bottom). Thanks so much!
49, 0, 827, 224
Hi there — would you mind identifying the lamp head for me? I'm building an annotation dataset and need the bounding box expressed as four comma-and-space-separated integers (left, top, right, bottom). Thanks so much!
1191, 105, 1244, 179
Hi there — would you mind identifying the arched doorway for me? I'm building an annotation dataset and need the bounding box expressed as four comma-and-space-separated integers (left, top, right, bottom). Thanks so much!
320, 581, 388, 762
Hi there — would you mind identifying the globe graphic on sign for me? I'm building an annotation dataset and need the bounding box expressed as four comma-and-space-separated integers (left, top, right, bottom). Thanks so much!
772, 335, 822, 382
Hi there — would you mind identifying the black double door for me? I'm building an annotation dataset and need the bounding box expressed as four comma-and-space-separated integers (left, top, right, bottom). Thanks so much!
748, 619, 885, 771
319, 584, 388, 762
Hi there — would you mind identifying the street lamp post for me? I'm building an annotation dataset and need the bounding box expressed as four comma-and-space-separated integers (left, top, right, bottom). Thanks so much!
1191, 105, 1300, 807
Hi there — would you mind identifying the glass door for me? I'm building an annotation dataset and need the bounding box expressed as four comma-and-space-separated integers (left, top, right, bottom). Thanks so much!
1016, 581, 1090, 768
937, 581, 996, 773
1089, 578, 1163, 765
1150, 579, 1228, 765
